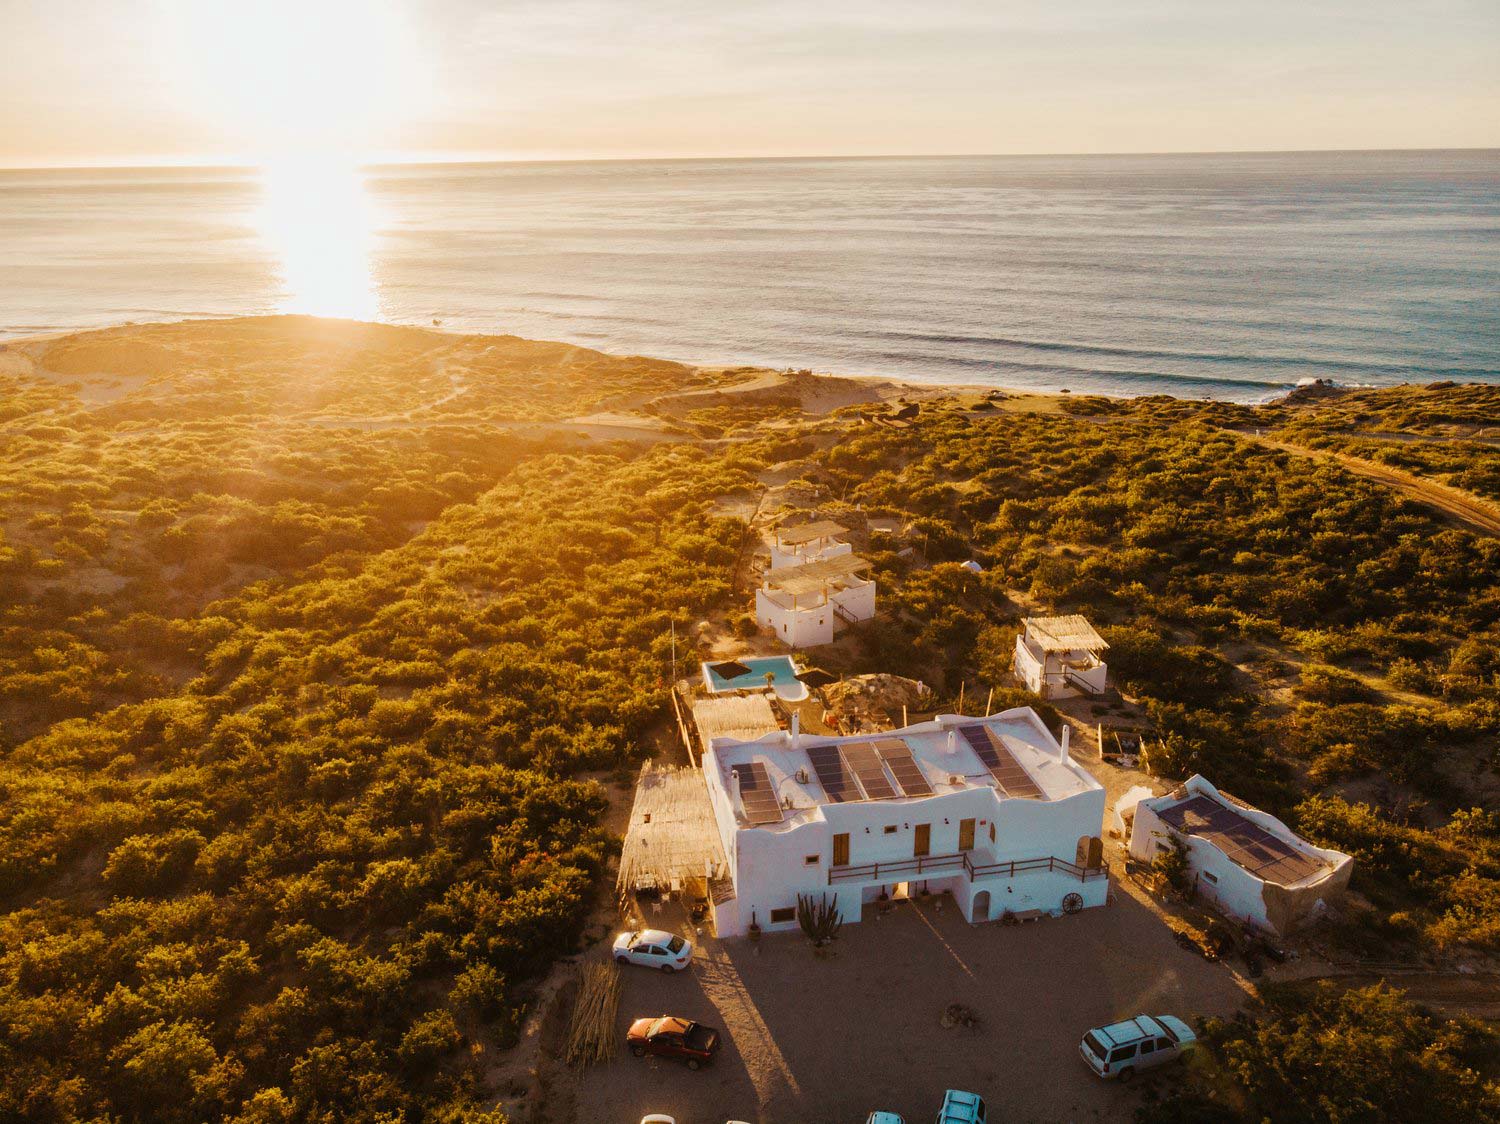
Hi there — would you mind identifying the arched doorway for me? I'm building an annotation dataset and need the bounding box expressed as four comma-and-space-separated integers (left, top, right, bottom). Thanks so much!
972, 890, 991, 923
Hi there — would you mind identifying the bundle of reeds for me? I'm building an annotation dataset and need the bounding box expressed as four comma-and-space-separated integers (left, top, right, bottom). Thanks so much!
564, 962, 622, 1066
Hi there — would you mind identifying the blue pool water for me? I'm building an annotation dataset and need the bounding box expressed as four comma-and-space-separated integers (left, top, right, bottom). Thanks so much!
702, 656, 806, 699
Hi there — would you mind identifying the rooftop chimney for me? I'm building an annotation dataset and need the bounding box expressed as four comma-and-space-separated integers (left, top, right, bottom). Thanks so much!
946, 729, 958, 754
791, 711, 801, 750
1060, 725, 1071, 765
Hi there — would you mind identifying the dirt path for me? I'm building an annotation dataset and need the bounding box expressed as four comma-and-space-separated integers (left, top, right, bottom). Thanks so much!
1237, 431, 1500, 538
1288, 970, 1500, 1020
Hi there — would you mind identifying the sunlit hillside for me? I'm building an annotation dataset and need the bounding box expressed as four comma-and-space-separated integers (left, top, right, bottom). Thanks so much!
1, 318, 1498, 1121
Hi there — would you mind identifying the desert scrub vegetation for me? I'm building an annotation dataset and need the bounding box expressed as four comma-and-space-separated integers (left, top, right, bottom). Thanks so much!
809, 393, 1500, 944
0, 442, 752, 1121
1139, 981, 1500, 1123
0, 320, 744, 1120
1, 319, 1496, 1117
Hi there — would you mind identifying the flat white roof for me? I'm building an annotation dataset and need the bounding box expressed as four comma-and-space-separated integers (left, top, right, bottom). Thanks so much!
708, 709, 1099, 831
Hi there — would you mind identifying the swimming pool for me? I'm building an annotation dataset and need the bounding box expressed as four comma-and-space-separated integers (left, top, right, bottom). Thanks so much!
701, 656, 808, 701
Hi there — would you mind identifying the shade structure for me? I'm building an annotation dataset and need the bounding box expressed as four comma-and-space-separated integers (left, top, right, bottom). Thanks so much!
795, 667, 839, 688
776, 519, 847, 546
765, 553, 872, 598
708, 658, 752, 679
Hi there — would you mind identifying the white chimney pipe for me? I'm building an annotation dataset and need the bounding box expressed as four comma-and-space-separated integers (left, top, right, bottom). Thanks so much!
791, 712, 801, 750
947, 729, 957, 754
1060, 725, 1071, 765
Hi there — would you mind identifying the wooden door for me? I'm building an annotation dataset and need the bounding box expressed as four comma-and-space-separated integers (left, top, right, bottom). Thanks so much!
913, 823, 931, 857
958, 818, 976, 851
832, 832, 850, 867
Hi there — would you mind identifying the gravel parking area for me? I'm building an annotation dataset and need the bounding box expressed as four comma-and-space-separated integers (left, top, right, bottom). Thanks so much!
567, 885, 1251, 1123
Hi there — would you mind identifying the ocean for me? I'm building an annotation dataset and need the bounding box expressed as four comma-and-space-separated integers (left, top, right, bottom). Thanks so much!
1, 151, 1497, 401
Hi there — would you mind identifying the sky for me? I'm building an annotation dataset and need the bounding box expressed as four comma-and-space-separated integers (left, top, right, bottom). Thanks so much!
0, 0, 1497, 167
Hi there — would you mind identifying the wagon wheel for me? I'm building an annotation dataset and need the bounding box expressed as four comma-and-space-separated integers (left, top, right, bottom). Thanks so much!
1062, 892, 1084, 915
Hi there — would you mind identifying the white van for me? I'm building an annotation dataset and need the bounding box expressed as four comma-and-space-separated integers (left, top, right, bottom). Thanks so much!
1079, 1015, 1196, 1080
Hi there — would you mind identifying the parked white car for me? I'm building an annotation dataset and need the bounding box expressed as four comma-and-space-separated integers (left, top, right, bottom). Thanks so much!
868, 1113, 905, 1124
1080, 1014, 1197, 1080
613, 929, 693, 972
639, 1116, 675, 1124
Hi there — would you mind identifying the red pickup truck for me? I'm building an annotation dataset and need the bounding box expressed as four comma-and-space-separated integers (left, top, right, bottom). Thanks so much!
627, 1016, 722, 1070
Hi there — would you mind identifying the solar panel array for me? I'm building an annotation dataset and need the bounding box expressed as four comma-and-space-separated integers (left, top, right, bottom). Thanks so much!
959, 724, 1046, 800
730, 762, 783, 825
840, 742, 899, 800
806, 743, 861, 802
874, 739, 935, 796
1159, 795, 1327, 885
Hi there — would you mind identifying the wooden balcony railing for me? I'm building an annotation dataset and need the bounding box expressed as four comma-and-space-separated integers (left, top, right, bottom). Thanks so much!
828, 851, 1106, 886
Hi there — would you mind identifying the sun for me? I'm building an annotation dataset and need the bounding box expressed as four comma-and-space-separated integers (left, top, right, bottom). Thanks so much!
156, 0, 421, 161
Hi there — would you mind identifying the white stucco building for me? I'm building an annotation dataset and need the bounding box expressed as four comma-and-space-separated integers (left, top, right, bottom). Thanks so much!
1128, 774, 1353, 935
768, 520, 853, 571
755, 553, 876, 649
1013, 615, 1109, 698
702, 708, 1109, 937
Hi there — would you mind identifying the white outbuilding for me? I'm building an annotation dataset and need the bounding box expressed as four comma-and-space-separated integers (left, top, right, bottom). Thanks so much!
755, 553, 876, 649
701, 708, 1109, 937
768, 519, 853, 571
1128, 774, 1353, 935
1013, 615, 1109, 698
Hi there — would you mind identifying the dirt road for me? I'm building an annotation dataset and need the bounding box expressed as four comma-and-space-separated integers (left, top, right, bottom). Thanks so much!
1237, 432, 1500, 538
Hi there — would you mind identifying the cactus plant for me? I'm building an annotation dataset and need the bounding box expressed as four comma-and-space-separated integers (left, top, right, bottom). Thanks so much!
796, 892, 843, 947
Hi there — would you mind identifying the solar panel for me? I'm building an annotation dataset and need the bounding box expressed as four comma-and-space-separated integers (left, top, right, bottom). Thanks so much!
807, 743, 863, 802
1160, 796, 1325, 884
874, 738, 934, 797
730, 762, 784, 825
959, 724, 1046, 800
840, 742, 898, 800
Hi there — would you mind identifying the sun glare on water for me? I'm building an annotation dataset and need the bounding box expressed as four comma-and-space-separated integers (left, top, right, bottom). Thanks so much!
156, 0, 420, 319
256, 157, 381, 320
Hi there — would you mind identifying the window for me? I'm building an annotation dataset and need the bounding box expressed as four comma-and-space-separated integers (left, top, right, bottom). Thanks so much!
1109, 1045, 1137, 1064
1139, 1040, 1155, 1055
769, 907, 795, 924
1202, 871, 1219, 884
1156, 1038, 1172, 1051
989, 823, 996, 844
804, 854, 819, 866
883, 825, 898, 835
833, 832, 850, 866
666, 935, 686, 953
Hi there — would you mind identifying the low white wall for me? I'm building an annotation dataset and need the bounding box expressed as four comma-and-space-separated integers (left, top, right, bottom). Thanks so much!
829, 578, 877, 622
1014, 636, 1045, 694
769, 539, 852, 571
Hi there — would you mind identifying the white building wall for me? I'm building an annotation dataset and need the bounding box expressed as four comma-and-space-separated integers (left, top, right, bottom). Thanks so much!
1014, 635, 1045, 694
1128, 775, 1354, 935
828, 578, 877, 622
755, 589, 834, 648
706, 733, 1108, 936
769, 539, 852, 571
1012, 635, 1107, 698
1130, 798, 1271, 928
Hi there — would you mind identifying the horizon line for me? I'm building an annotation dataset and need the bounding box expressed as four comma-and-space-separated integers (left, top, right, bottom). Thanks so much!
2, 144, 1498, 173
